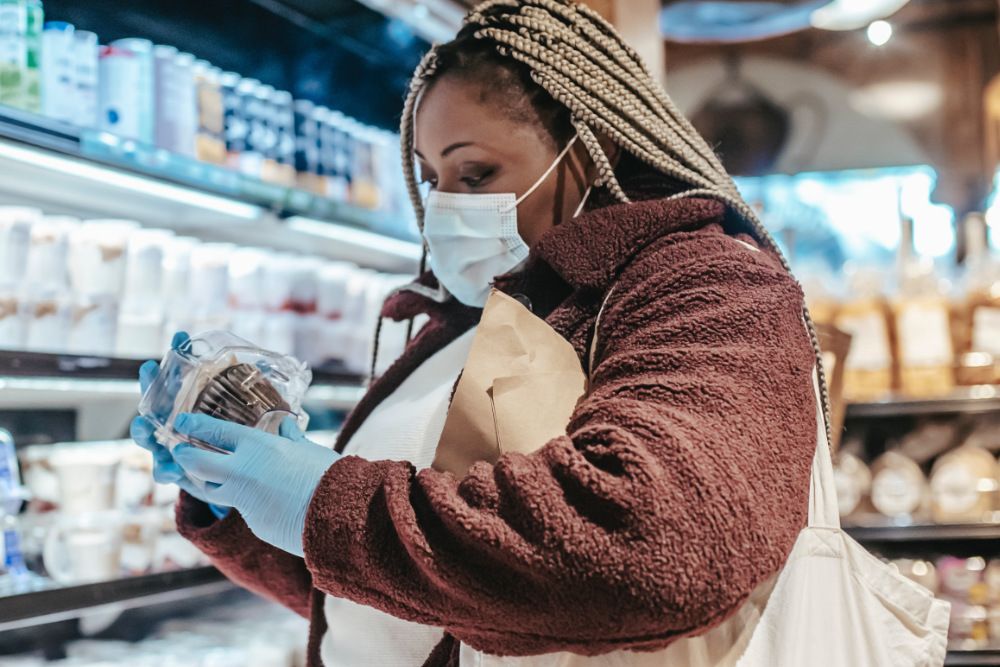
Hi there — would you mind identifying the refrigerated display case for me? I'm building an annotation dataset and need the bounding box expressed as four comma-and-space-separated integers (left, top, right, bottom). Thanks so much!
0, 0, 429, 660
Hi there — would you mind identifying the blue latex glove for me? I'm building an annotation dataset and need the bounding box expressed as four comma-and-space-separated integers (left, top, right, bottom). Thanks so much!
171, 413, 341, 557
130, 332, 230, 519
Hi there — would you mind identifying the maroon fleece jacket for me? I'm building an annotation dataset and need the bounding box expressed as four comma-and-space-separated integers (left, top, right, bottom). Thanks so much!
176, 190, 818, 666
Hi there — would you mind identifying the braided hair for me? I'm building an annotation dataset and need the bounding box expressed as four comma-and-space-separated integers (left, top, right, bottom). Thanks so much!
398, 0, 834, 442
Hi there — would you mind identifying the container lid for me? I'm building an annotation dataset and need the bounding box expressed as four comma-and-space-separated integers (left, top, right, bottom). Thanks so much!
44, 21, 74, 32
128, 228, 176, 252
100, 45, 136, 58
112, 37, 153, 52
0, 206, 42, 224
236, 78, 259, 94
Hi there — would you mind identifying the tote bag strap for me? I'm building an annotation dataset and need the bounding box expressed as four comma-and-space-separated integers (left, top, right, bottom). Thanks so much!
587, 286, 615, 383
808, 368, 841, 530
590, 289, 841, 531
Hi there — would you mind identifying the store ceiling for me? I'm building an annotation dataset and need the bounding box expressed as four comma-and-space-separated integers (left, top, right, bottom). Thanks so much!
269, 0, 376, 23
448, 0, 997, 34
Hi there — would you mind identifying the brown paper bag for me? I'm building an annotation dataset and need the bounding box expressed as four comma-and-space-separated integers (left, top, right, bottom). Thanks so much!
433, 289, 588, 476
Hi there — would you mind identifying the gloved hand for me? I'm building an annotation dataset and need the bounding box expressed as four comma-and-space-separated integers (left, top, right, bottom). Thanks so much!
130, 332, 230, 519
171, 413, 341, 556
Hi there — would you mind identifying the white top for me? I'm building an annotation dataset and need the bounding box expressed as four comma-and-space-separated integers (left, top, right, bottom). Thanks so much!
320, 327, 477, 667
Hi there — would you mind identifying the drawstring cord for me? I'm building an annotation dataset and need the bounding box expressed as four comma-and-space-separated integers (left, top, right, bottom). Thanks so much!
368, 247, 429, 387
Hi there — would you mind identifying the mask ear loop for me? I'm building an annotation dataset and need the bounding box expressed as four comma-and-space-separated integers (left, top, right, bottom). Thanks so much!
573, 185, 593, 219
505, 135, 580, 212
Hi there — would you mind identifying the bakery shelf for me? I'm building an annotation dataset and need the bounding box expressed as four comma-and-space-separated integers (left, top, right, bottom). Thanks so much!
0, 107, 421, 273
845, 522, 1000, 543
946, 649, 1000, 666
0, 350, 366, 411
0, 567, 233, 633
846, 386, 1000, 418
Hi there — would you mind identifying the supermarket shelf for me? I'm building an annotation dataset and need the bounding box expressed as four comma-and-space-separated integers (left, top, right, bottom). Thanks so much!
0, 567, 233, 632
0, 107, 421, 273
946, 650, 1000, 666
0, 350, 366, 410
845, 522, 1000, 543
0, 349, 145, 380
846, 385, 1000, 418
0, 377, 363, 411
0, 103, 79, 153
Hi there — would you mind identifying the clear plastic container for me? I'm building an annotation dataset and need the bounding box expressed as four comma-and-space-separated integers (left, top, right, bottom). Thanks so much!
138, 331, 311, 458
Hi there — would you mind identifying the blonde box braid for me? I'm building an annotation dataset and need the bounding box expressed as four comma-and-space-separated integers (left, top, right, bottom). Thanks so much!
394, 0, 834, 443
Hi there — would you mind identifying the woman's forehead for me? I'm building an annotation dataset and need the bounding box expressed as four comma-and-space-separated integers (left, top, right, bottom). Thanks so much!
414, 77, 554, 157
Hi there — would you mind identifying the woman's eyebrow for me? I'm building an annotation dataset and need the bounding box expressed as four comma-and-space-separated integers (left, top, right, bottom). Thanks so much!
414, 142, 478, 160
442, 141, 475, 157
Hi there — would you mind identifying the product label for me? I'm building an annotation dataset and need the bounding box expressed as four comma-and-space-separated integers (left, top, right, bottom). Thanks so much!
985, 560, 1000, 599
837, 312, 891, 371
942, 561, 982, 597
973, 307, 1000, 356
0, 4, 26, 66
898, 303, 952, 367
931, 463, 980, 517
0, 3, 26, 106
74, 61, 98, 127
871, 469, 921, 517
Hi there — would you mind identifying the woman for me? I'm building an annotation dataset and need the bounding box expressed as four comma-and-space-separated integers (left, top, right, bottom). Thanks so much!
131, 1, 824, 665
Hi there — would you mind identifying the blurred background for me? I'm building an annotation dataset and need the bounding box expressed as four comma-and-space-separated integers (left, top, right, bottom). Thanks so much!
0, 1, 998, 665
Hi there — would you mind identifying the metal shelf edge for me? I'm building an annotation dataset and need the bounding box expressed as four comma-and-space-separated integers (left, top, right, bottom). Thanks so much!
846, 386, 1000, 418
845, 523, 1000, 543
945, 649, 1000, 666
0, 376, 364, 410
0, 567, 233, 633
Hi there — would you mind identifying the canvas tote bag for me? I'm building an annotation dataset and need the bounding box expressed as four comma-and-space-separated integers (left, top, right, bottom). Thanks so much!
452, 292, 951, 667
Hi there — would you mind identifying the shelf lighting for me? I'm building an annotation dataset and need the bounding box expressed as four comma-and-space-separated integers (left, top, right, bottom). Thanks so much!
0, 140, 262, 220
286, 216, 422, 262
353, 0, 463, 43
812, 0, 910, 31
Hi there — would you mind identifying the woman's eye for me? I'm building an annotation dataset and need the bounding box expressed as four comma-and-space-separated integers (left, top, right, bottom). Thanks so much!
461, 170, 494, 188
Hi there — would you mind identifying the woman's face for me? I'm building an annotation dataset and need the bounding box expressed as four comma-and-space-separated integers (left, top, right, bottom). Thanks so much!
414, 75, 592, 247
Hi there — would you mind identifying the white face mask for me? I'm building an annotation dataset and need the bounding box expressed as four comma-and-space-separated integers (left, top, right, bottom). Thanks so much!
422, 134, 591, 307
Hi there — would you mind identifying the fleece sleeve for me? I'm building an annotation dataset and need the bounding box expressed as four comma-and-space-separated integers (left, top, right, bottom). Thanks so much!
175, 492, 314, 618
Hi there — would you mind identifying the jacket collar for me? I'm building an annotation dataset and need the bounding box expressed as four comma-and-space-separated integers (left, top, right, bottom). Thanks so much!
531, 196, 725, 291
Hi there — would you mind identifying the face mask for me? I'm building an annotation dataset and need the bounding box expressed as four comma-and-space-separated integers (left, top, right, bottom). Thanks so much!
422, 135, 591, 307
